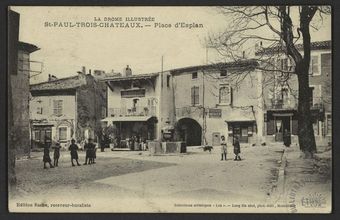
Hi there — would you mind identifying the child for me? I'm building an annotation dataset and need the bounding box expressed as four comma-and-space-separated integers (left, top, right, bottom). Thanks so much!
84, 138, 96, 165
233, 136, 241, 161
43, 142, 54, 169
220, 135, 227, 161
69, 139, 81, 166
53, 142, 61, 167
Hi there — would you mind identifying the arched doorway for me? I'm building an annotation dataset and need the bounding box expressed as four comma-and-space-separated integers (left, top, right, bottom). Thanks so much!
177, 118, 202, 146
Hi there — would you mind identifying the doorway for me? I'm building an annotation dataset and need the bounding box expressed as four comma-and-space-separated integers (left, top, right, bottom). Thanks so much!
274, 116, 291, 142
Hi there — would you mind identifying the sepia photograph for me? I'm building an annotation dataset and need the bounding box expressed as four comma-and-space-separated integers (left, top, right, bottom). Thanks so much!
7, 6, 332, 213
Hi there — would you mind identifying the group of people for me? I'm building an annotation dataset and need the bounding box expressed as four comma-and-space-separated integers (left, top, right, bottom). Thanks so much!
220, 135, 241, 161
43, 138, 97, 169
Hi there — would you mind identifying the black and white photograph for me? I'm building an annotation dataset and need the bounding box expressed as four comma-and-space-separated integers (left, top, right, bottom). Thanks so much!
7, 6, 332, 213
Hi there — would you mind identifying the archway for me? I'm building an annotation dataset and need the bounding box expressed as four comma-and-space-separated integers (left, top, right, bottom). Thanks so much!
176, 118, 202, 146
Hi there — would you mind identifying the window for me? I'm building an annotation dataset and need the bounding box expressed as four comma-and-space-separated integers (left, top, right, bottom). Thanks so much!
326, 114, 332, 135
192, 72, 198, 79
101, 107, 107, 119
219, 85, 231, 104
220, 69, 227, 77
37, 107, 43, 114
309, 55, 320, 75
34, 130, 40, 141
167, 75, 170, 87
191, 86, 199, 105
58, 127, 67, 141
281, 58, 288, 71
53, 100, 63, 116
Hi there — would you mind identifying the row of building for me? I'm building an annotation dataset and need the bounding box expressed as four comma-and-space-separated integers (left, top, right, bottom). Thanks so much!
13, 40, 332, 153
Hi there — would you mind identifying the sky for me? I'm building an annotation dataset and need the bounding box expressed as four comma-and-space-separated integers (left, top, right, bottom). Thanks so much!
11, 6, 331, 83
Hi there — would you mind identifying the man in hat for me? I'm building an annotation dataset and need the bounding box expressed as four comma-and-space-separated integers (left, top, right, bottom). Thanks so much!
233, 136, 241, 161
69, 139, 81, 166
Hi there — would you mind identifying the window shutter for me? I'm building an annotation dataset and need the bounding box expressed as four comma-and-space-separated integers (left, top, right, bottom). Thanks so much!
191, 87, 195, 105
229, 86, 233, 105
267, 119, 275, 135
321, 53, 331, 76
292, 119, 298, 135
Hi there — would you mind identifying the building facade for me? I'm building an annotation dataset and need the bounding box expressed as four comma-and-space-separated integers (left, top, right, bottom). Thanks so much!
171, 61, 264, 146
11, 42, 39, 156
29, 72, 107, 148
101, 67, 174, 148
256, 40, 332, 146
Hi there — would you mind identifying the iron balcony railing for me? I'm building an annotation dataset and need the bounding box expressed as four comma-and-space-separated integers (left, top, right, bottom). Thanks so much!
108, 106, 156, 117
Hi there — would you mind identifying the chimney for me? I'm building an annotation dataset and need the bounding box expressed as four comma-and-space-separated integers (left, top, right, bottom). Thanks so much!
89, 69, 92, 75
125, 65, 132, 76
48, 74, 58, 82
82, 66, 86, 74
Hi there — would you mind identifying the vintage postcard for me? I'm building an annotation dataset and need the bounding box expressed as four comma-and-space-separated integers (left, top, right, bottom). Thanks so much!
8, 6, 332, 213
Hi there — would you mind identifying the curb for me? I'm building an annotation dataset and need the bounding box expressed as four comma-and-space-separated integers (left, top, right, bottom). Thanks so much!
270, 148, 288, 202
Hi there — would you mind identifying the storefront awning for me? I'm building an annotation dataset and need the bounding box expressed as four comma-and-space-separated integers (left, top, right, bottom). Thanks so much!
101, 116, 155, 123
224, 110, 255, 122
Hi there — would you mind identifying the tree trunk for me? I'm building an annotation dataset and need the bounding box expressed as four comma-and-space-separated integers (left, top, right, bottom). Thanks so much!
296, 63, 317, 158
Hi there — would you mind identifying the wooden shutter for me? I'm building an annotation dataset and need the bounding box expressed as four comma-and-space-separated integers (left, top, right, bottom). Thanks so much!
191, 87, 195, 105
267, 119, 275, 135
321, 53, 331, 76
292, 118, 298, 135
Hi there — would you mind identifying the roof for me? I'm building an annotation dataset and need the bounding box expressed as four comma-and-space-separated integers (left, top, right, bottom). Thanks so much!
18, 41, 40, 53
255, 40, 331, 56
30, 74, 87, 92
170, 59, 259, 74
101, 116, 155, 123
100, 72, 159, 82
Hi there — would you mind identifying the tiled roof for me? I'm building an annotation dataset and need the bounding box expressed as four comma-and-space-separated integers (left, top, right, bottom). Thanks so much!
170, 59, 259, 74
255, 40, 331, 56
18, 41, 40, 53
30, 74, 87, 91
101, 72, 159, 82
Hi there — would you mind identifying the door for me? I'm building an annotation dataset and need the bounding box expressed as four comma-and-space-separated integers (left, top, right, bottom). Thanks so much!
32, 126, 52, 148
212, 132, 220, 146
275, 119, 283, 142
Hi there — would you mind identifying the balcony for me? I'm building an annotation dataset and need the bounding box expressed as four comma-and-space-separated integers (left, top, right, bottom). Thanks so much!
108, 106, 156, 117
176, 106, 204, 118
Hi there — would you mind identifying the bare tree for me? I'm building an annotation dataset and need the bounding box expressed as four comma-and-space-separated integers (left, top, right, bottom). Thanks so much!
207, 6, 331, 158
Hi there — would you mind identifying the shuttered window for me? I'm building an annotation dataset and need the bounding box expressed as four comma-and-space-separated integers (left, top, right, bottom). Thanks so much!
326, 114, 332, 135
191, 86, 199, 105
309, 55, 320, 75
219, 85, 232, 104
321, 53, 331, 76
53, 100, 63, 116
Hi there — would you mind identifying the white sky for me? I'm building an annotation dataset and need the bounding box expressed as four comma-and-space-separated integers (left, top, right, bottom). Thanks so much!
11, 6, 331, 83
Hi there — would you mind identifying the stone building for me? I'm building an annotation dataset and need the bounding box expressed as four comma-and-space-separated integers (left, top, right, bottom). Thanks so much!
256, 40, 332, 146
101, 66, 175, 148
29, 71, 107, 148
11, 41, 39, 156
170, 60, 264, 146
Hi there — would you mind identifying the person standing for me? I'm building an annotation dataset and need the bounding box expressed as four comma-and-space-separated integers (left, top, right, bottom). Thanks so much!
283, 129, 291, 147
233, 136, 241, 161
220, 135, 227, 161
69, 139, 81, 166
84, 138, 96, 165
43, 137, 54, 169
52, 142, 61, 167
